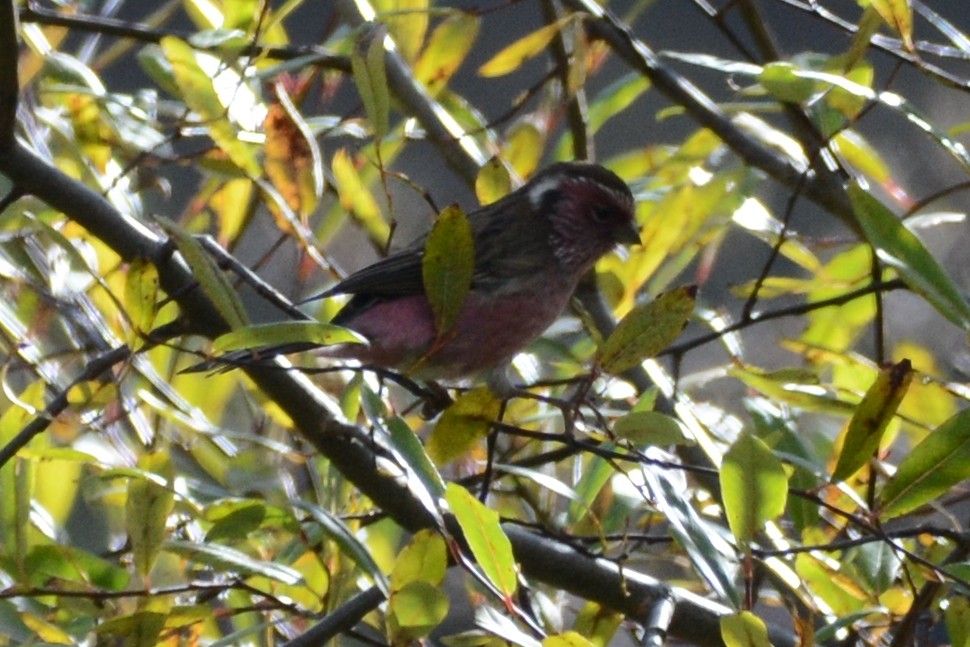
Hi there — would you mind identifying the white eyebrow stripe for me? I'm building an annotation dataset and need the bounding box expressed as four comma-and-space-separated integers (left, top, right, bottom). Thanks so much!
528, 175, 564, 209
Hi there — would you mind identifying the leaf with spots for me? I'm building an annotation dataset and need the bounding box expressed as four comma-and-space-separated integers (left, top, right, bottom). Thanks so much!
422, 204, 474, 337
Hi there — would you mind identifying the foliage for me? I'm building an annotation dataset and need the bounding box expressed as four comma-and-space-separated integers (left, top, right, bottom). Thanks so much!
1, 1, 970, 646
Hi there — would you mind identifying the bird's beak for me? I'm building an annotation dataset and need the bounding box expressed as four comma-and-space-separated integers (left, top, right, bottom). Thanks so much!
613, 220, 642, 246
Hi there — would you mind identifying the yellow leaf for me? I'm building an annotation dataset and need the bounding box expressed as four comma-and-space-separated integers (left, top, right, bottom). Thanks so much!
479, 15, 578, 77
426, 387, 501, 464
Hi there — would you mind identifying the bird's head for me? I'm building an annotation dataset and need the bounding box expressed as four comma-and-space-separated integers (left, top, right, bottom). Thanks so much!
526, 162, 640, 274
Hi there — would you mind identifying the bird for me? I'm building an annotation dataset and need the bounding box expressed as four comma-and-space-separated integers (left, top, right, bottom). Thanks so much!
306, 161, 640, 381
196, 161, 640, 382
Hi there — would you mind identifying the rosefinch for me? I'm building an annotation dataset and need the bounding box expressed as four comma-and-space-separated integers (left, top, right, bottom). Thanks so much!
311, 161, 639, 380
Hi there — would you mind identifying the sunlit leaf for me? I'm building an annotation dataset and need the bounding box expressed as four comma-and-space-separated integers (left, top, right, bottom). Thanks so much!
445, 483, 517, 600
848, 183, 970, 330
426, 387, 500, 464
832, 359, 913, 481
377, 0, 429, 63
642, 462, 740, 606
613, 411, 692, 446
832, 130, 891, 184
479, 15, 578, 77
721, 432, 788, 545
598, 286, 696, 374
391, 528, 447, 589
503, 121, 544, 178
731, 362, 856, 415
422, 204, 474, 337
475, 157, 512, 206
22, 612, 79, 645
587, 73, 651, 133
866, 0, 914, 50
414, 13, 479, 95
879, 407, 970, 518
721, 611, 772, 647
543, 631, 595, 647
759, 62, 817, 103
210, 177, 255, 244
211, 321, 366, 353
331, 148, 390, 244
160, 36, 261, 176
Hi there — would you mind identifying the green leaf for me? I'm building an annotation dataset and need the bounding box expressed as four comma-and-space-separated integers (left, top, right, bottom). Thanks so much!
945, 595, 970, 647
391, 528, 447, 589
204, 502, 266, 542
720, 432, 788, 546
387, 416, 447, 501
422, 204, 474, 337
155, 216, 250, 330
478, 15, 577, 77
426, 387, 500, 464
351, 27, 390, 138
388, 580, 449, 640
211, 321, 366, 353
444, 483, 517, 599
475, 157, 511, 206
832, 359, 912, 481
598, 286, 696, 374
160, 36, 261, 176
613, 411, 692, 446
126, 453, 175, 578
587, 73, 651, 134
720, 611, 772, 647
165, 539, 304, 584
848, 183, 970, 330
759, 61, 817, 103
25, 545, 130, 591
566, 453, 614, 526
879, 407, 970, 519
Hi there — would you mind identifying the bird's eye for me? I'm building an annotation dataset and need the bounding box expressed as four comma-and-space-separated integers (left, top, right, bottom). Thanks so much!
592, 206, 614, 222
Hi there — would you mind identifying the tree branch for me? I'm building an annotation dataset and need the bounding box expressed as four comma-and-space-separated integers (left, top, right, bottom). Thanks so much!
19, 4, 351, 70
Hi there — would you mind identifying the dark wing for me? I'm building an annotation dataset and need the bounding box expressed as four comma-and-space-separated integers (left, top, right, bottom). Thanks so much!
326, 246, 425, 298
466, 194, 556, 293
